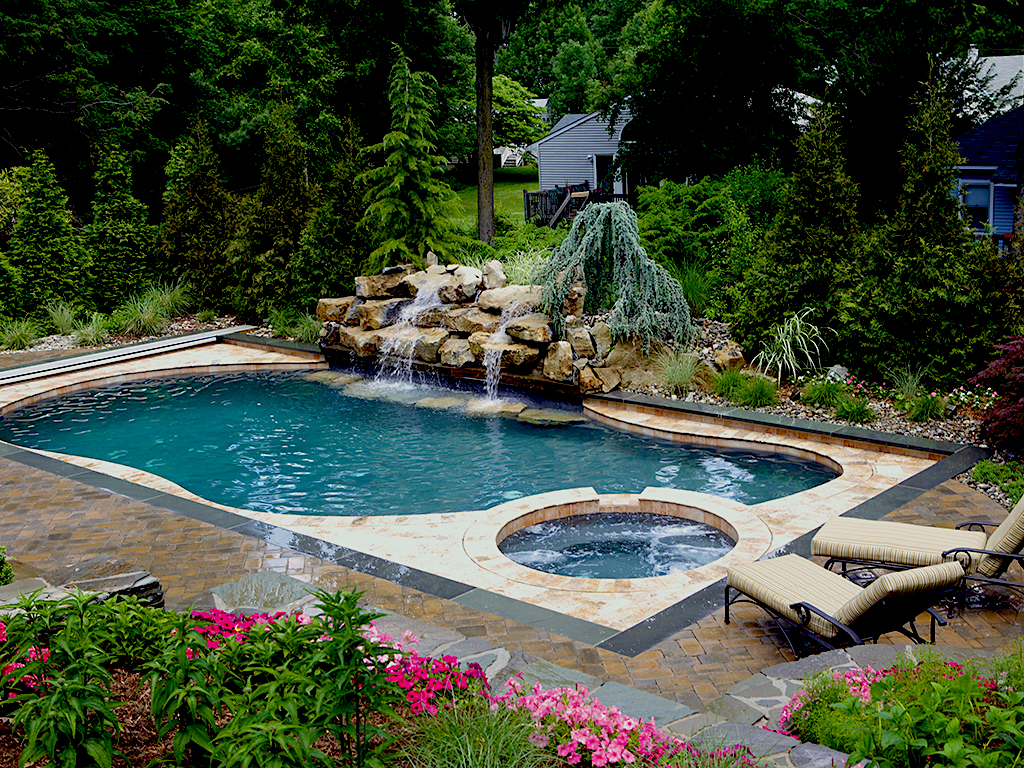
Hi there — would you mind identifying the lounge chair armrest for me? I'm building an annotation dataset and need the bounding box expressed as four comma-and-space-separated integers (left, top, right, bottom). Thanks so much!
955, 520, 998, 531
789, 601, 863, 646
941, 546, 1024, 566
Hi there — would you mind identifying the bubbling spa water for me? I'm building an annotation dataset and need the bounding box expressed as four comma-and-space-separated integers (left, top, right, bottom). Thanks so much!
0, 372, 838, 517
499, 513, 735, 579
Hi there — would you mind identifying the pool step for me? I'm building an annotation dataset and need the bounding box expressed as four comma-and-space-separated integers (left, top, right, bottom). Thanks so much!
0, 326, 257, 387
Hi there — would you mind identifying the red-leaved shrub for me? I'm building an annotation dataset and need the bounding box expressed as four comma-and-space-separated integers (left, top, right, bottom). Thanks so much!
971, 336, 1024, 453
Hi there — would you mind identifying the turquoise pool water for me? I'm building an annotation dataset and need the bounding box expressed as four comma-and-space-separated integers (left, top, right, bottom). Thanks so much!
0, 373, 838, 516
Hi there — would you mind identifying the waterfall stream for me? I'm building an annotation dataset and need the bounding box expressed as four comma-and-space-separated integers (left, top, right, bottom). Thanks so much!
483, 302, 525, 401
375, 287, 443, 385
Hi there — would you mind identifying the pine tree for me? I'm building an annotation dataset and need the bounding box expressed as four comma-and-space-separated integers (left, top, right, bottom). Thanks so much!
227, 105, 318, 321
861, 83, 1001, 385
359, 46, 460, 271
8, 150, 89, 311
161, 124, 237, 309
84, 148, 155, 312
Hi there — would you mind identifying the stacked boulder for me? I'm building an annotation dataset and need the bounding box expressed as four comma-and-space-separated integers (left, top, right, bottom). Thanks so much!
317, 262, 621, 393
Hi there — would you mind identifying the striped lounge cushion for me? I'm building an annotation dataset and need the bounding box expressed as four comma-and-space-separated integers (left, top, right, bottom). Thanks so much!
976, 496, 1024, 578
832, 560, 965, 627
728, 554, 862, 639
812, 517, 988, 570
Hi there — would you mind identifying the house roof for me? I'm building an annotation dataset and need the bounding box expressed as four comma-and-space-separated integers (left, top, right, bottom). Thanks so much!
526, 109, 632, 153
956, 105, 1023, 184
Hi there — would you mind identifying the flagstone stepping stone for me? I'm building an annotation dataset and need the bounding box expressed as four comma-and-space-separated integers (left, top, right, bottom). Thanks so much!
516, 408, 587, 426
43, 556, 164, 607
210, 570, 316, 614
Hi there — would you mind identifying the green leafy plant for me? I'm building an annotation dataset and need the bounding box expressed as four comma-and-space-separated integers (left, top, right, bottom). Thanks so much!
73, 312, 110, 347
666, 260, 719, 319
657, 349, 703, 394
145, 281, 193, 317
907, 392, 945, 422
401, 694, 558, 768
886, 363, 930, 404
709, 367, 747, 400
736, 375, 777, 408
752, 307, 832, 383
292, 314, 321, 344
801, 376, 848, 409
0, 317, 42, 350
535, 201, 692, 351
836, 395, 875, 423
44, 301, 78, 335
197, 308, 217, 323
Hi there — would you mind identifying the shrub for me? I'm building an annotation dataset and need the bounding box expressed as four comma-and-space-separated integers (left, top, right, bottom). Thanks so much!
145, 282, 192, 317
752, 307, 832, 383
666, 260, 719, 319
971, 336, 1024, 453
971, 459, 1024, 506
736, 375, 777, 408
710, 367, 747, 400
291, 315, 321, 345
197, 309, 217, 323
657, 349, 703, 394
0, 544, 13, 587
535, 201, 692, 351
907, 392, 945, 422
835, 395, 875, 423
886, 362, 929, 404
73, 313, 110, 347
801, 376, 848, 409
44, 301, 77, 335
0, 317, 42, 350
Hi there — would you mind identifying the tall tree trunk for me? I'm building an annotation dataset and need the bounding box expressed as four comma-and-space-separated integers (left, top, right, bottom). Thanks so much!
475, 32, 495, 245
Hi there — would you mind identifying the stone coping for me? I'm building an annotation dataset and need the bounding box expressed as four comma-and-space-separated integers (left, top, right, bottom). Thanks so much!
463, 487, 773, 595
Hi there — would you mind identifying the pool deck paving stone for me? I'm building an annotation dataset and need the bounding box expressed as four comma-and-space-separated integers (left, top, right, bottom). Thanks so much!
0, 341, 1021, 766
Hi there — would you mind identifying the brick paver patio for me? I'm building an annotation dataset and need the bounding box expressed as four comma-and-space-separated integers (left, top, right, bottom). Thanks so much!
0, 451, 1018, 709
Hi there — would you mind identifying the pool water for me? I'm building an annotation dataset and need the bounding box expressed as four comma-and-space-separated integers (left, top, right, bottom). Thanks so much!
499, 513, 735, 579
0, 372, 838, 516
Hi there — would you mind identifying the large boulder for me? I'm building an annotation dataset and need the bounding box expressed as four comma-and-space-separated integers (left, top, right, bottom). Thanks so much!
357, 298, 411, 330
337, 327, 382, 357
355, 267, 415, 299
507, 313, 554, 344
563, 281, 586, 317
414, 328, 450, 362
478, 285, 543, 315
446, 307, 501, 335
605, 339, 665, 391
437, 265, 482, 303
439, 338, 475, 367
578, 364, 603, 395
542, 340, 575, 382
590, 322, 613, 360
401, 266, 453, 299
468, 331, 540, 369
593, 366, 621, 393
482, 260, 507, 290
567, 326, 596, 358
316, 297, 356, 323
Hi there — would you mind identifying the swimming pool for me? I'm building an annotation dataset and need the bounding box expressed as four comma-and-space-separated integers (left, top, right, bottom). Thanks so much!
0, 372, 839, 517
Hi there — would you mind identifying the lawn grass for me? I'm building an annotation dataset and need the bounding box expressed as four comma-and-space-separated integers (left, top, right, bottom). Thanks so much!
451, 167, 538, 230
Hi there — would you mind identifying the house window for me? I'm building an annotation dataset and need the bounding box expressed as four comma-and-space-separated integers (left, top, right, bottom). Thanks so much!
963, 184, 991, 230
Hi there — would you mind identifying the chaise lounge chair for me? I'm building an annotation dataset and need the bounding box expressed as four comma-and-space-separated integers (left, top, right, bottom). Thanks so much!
724, 553, 965, 658
811, 496, 1024, 595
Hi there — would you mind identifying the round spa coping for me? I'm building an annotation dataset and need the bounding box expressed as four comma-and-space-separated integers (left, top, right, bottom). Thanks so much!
462, 486, 774, 595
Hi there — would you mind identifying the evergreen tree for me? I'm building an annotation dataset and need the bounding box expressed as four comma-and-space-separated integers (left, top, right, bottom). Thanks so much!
8, 150, 89, 311
0, 254, 20, 318
161, 124, 237, 309
227, 106, 318, 321
359, 47, 460, 270
731, 103, 862, 354
853, 85, 1001, 385
84, 148, 155, 312
288, 120, 372, 310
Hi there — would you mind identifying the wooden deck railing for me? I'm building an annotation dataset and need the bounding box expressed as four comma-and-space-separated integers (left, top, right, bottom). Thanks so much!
523, 184, 634, 227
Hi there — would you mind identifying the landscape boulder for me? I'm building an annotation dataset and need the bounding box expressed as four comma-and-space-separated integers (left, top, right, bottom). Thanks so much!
355, 267, 414, 298
439, 338, 475, 367
542, 341, 575, 382
482, 260, 507, 290
357, 298, 411, 330
478, 285, 543, 315
468, 331, 540, 369
316, 297, 356, 323
507, 313, 554, 344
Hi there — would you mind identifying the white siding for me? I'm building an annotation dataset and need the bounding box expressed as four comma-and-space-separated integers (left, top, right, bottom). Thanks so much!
536, 114, 628, 193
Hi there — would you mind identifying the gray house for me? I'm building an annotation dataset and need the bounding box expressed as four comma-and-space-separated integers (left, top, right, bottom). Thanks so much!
526, 110, 631, 194
956, 104, 1022, 238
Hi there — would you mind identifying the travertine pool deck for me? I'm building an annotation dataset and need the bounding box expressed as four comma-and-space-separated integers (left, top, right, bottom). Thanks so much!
0, 335, 981, 638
